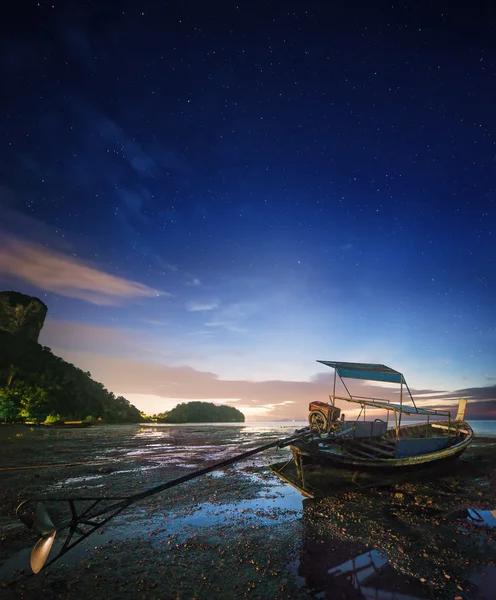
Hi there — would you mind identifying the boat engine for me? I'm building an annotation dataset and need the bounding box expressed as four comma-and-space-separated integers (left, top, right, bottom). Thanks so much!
308, 401, 341, 434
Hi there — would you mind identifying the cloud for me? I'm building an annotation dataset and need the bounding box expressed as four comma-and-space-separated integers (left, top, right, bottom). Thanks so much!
449, 384, 496, 402
41, 320, 144, 355
33, 350, 383, 418
186, 300, 219, 312
204, 321, 247, 333
389, 383, 496, 419
186, 277, 201, 286
141, 318, 169, 327
45, 349, 333, 418
204, 302, 258, 333
408, 384, 496, 404
40, 320, 207, 365
464, 400, 496, 420
154, 258, 179, 273
406, 391, 449, 398
0, 235, 164, 305
41, 342, 496, 421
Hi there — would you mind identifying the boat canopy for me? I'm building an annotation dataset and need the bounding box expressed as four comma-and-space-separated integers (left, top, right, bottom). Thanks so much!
317, 360, 404, 384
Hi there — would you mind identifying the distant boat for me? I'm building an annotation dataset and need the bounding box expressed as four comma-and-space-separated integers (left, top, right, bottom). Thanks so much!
270, 361, 473, 496
24, 421, 95, 428
50, 421, 95, 428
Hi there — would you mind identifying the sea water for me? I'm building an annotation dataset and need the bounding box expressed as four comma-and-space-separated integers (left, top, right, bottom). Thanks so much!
467, 420, 496, 437
248, 420, 496, 437
146, 420, 496, 437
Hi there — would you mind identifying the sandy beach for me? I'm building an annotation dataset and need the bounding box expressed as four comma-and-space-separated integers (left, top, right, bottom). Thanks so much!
1, 424, 495, 599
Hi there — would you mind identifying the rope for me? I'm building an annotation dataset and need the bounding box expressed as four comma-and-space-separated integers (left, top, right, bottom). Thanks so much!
0, 453, 187, 472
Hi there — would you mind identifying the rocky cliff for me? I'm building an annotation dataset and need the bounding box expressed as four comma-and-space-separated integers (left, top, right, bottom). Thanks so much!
0, 291, 48, 342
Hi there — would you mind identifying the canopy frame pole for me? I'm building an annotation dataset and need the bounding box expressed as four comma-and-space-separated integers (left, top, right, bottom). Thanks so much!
399, 378, 403, 431
338, 373, 353, 401
332, 368, 337, 405
354, 404, 364, 439
404, 380, 418, 412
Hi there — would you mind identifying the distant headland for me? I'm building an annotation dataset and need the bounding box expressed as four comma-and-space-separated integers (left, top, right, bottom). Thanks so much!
0, 291, 245, 425
149, 401, 245, 423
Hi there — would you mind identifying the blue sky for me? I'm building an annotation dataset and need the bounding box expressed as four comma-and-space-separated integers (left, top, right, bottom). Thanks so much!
0, 1, 494, 419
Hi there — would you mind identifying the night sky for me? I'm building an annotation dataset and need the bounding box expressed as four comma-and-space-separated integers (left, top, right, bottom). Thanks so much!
0, 1, 495, 420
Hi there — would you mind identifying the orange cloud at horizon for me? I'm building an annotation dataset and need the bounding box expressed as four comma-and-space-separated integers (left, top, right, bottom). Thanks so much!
47, 347, 336, 419
49, 346, 467, 421
0, 235, 163, 305
37, 320, 492, 421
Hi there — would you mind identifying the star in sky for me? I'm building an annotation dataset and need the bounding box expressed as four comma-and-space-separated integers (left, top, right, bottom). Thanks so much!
0, 1, 494, 419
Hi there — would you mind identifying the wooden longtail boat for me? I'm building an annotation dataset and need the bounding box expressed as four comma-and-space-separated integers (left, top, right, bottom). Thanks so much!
50, 421, 95, 428
270, 361, 473, 496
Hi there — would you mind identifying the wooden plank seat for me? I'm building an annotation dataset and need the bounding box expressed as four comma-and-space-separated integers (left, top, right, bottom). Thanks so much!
356, 440, 396, 457
341, 437, 397, 458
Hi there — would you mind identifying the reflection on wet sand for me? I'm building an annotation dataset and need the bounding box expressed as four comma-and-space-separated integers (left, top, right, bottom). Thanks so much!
298, 479, 496, 600
452, 508, 496, 528
298, 500, 428, 599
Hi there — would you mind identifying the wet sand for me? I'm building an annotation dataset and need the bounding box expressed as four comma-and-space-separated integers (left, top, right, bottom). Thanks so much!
0, 424, 495, 599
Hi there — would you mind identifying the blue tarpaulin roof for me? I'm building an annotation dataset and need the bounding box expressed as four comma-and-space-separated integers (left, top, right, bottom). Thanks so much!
317, 360, 404, 384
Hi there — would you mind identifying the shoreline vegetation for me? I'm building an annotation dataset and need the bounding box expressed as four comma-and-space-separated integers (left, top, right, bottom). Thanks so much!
0, 397, 246, 428
147, 401, 245, 424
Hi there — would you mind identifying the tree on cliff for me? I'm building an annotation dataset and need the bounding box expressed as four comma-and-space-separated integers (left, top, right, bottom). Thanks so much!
0, 329, 142, 423
0, 291, 48, 342
154, 401, 245, 423
0, 291, 142, 424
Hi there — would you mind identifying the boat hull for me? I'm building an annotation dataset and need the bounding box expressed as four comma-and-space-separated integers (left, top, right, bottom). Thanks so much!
289, 420, 474, 471
290, 439, 470, 472
270, 421, 474, 498
268, 457, 460, 499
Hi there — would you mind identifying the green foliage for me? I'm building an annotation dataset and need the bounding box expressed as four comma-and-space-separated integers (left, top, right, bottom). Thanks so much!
0, 381, 49, 423
0, 329, 142, 424
44, 413, 63, 424
154, 401, 245, 423
0, 387, 19, 422
152, 411, 169, 421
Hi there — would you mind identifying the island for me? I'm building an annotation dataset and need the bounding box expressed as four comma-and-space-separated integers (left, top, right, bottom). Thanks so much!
152, 401, 245, 423
0, 291, 142, 424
